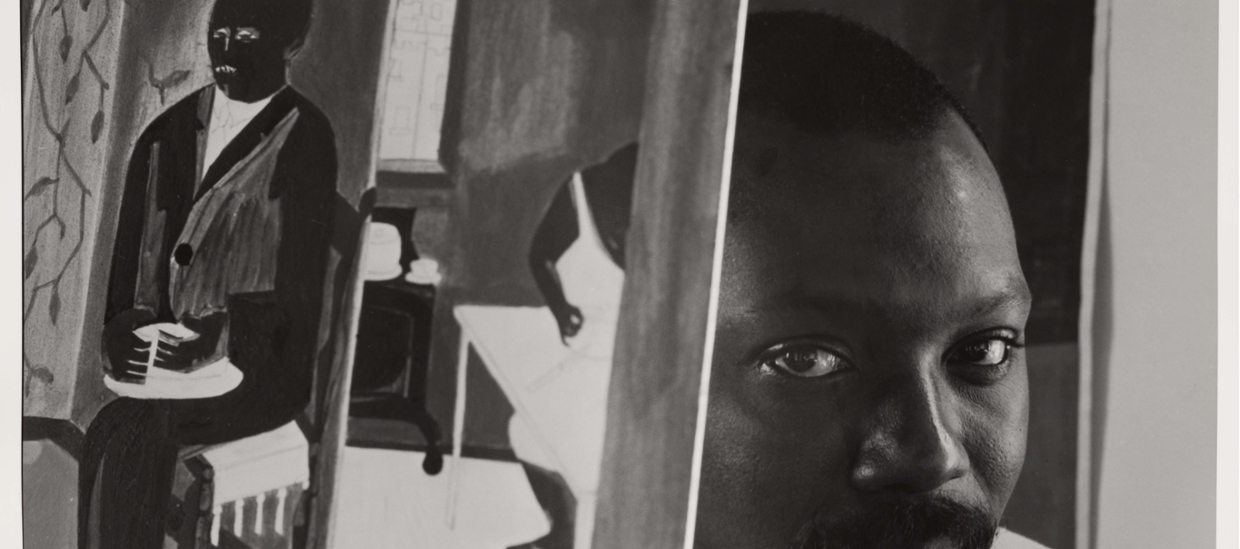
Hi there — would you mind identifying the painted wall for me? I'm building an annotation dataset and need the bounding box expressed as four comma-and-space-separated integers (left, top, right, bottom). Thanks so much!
22, 0, 124, 420
1092, 0, 1218, 547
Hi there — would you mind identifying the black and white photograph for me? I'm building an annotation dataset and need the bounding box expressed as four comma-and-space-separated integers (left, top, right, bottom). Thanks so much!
13, 0, 1235, 548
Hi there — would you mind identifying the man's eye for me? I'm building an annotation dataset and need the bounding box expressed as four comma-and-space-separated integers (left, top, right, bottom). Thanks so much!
949, 339, 1010, 366
761, 344, 850, 378
235, 28, 260, 42
212, 28, 230, 40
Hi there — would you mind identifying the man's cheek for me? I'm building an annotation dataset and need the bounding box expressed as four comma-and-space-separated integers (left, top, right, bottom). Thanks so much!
960, 361, 1029, 514
701, 392, 823, 549
703, 381, 850, 539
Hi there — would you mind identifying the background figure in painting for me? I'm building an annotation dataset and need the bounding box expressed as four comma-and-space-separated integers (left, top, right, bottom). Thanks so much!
518, 143, 638, 549
79, 0, 336, 547
529, 143, 636, 342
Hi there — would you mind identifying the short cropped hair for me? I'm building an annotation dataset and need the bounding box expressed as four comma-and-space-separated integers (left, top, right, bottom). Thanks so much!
729, 13, 987, 223
739, 12, 984, 143
210, 0, 314, 50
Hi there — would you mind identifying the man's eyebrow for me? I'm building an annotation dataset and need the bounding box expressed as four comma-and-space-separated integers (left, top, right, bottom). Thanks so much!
764, 274, 1032, 319
966, 275, 1033, 318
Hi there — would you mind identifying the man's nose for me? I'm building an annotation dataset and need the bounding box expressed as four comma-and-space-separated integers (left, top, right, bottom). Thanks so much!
216, 29, 233, 53
850, 370, 969, 494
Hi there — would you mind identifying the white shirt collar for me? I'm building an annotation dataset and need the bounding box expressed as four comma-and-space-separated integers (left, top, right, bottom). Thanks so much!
202, 87, 282, 173
210, 87, 277, 131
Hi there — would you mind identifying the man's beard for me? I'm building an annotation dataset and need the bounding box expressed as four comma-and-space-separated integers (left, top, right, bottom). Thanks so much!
791, 497, 1000, 549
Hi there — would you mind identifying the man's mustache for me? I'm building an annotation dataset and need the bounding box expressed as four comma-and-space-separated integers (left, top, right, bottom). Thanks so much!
791, 496, 1000, 549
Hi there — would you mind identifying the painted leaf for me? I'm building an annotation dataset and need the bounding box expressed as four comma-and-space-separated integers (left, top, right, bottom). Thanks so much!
24, 247, 38, 280
59, 35, 73, 62
161, 70, 190, 89
64, 72, 81, 104
25, 177, 56, 198
91, 110, 105, 142
26, 364, 55, 397
30, 366, 54, 384
49, 287, 61, 325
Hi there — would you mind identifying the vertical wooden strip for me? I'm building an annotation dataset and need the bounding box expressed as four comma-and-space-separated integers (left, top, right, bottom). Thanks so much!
309, 246, 361, 549
1077, 0, 1113, 547
309, 0, 401, 545
683, 2, 749, 547
591, 0, 742, 547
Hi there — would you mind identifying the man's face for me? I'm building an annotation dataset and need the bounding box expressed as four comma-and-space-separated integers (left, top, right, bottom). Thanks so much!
207, 0, 292, 102
696, 112, 1031, 549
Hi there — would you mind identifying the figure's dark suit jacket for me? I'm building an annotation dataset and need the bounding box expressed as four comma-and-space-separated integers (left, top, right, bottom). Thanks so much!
80, 84, 338, 549
103, 84, 337, 441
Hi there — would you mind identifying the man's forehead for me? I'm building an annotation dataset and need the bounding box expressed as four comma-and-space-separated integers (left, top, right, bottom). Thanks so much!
721, 117, 1025, 326
741, 152, 1009, 251
722, 220, 1027, 316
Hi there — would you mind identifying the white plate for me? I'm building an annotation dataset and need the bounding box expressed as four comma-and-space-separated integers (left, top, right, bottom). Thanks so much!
104, 357, 244, 400
406, 259, 442, 285
134, 322, 199, 343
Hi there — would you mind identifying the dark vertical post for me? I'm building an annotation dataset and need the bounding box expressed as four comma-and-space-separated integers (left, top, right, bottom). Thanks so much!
592, 0, 742, 547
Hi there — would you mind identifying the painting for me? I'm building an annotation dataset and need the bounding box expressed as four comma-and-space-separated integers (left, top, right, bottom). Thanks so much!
22, 0, 398, 546
22, 0, 742, 547
326, 0, 709, 546
82, 0, 339, 546
22, 1, 1221, 549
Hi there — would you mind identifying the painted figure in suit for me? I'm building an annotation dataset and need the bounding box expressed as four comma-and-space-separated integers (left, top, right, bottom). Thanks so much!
79, 0, 336, 547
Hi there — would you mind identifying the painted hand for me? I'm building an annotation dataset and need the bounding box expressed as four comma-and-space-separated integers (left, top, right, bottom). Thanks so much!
101, 309, 156, 381
154, 312, 228, 371
552, 303, 584, 345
